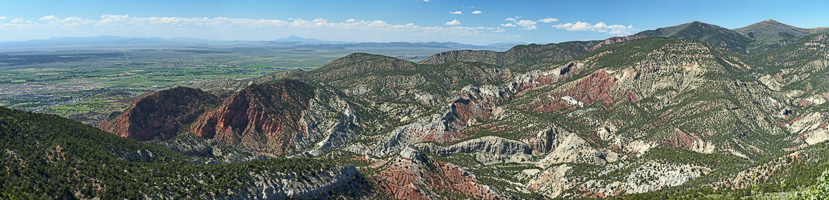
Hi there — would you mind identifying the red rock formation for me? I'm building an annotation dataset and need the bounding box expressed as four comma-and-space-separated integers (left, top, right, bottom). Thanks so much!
625, 91, 640, 103
372, 157, 500, 200
514, 63, 582, 94
531, 70, 621, 112
99, 86, 220, 141
191, 80, 315, 156
664, 129, 701, 149
451, 98, 492, 126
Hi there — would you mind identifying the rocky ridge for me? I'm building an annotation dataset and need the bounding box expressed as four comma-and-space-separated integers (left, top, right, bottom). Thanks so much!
98, 86, 221, 141
90, 19, 829, 199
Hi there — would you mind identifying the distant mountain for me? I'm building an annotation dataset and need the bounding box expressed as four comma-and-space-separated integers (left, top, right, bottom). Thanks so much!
0, 36, 215, 51
635, 21, 753, 53
0, 35, 506, 52
270, 35, 346, 44
735, 19, 829, 46
418, 41, 591, 71
485, 42, 529, 48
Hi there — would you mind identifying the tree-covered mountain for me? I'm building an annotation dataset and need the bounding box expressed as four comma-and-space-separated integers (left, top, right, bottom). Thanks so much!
735, 19, 829, 51
0, 106, 370, 199
635, 21, 754, 53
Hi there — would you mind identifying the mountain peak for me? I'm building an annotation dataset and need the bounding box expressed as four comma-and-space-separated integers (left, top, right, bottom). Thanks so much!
684, 21, 713, 27
753, 19, 792, 27
635, 20, 751, 52
762, 19, 780, 23
742, 19, 795, 28
734, 19, 812, 42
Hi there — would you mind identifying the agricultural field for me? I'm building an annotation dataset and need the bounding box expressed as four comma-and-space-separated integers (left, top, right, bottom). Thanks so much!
0, 46, 455, 125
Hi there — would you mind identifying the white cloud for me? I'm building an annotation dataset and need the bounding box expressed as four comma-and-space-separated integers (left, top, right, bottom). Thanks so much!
552, 21, 636, 35
0, 15, 517, 44
505, 17, 517, 22
423, 0, 430, 2
445, 19, 461, 25
501, 23, 516, 27
537, 18, 558, 23
515, 20, 536, 27
493, 27, 505, 32
472, 10, 482, 14
0, 16, 7, 20
515, 20, 537, 30
449, 11, 462, 15
39, 15, 58, 21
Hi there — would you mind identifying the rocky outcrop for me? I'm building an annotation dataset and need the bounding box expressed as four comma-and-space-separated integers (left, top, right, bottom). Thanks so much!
527, 164, 571, 198
141, 164, 371, 200
371, 97, 491, 156
530, 70, 619, 112
371, 147, 501, 200
298, 89, 360, 156
537, 130, 611, 166
235, 165, 371, 199
507, 62, 582, 93
191, 80, 316, 156
99, 86, 221, 141
417, 136, 533, 164
665, 129, 715, 154
460, 84, 511, 105
588, 35, 647, 51
524, 126, 572, 155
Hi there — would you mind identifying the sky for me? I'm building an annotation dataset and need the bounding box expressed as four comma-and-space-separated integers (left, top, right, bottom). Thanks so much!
1, 0, 829, 45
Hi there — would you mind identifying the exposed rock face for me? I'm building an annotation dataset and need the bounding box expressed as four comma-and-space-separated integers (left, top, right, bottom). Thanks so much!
588, 35, 647, 51
524, 126, 579, 155
507, 62, 582, 93
191, 80, 316, 156
370, 148, 501, 200
531, 70, 619, 112
461, 84, 511, 104
140, 165, 372, 199
537, 129, 611, 166
619, 161, 710, 194
527, 164, 571, 198
99, 86, 221, 141
235, 165, 370, 200
417, 136, 533, 164
371, 97, 491, 156
665, 129, 715, 154
297, 89, 360, 156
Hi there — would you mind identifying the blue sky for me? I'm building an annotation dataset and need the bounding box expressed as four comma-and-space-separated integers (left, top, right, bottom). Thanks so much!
1, 0, 828, 45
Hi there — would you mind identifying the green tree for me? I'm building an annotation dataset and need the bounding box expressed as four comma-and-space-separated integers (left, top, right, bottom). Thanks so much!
798, 170, 829, 200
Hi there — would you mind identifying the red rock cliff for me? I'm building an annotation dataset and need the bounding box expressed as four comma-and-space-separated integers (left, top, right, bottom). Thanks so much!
191, 80, 315, 156
99, 86, 221, 141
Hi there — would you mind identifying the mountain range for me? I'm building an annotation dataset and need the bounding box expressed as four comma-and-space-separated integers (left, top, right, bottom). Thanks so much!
0, 35, 510, 52
3, 19, 829, 199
